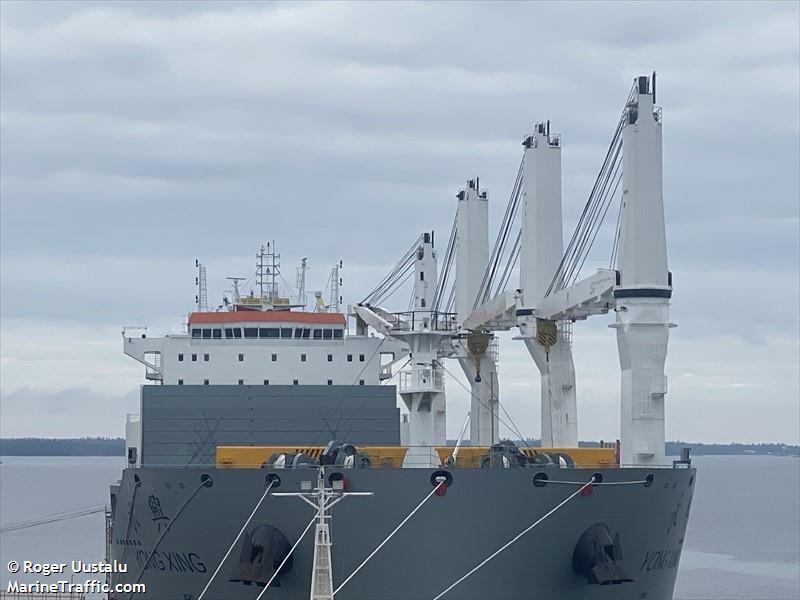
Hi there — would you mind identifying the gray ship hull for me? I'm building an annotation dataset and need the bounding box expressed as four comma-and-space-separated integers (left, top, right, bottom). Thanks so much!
109, 464, 694, 600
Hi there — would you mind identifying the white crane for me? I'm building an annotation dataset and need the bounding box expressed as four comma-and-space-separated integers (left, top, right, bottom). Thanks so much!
358, 73, 673, 467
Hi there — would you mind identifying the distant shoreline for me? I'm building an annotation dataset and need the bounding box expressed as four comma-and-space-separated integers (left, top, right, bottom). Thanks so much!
1, 437, 797, 457
0, 437, 124, 456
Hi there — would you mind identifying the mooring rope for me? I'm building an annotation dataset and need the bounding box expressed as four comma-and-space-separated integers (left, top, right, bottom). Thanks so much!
113, 477, 141, 589
333, 481, 444, 595
431, 477, 595, 600
196, 480, 276, 600
544, 478, 648, 486
254, 513, 318, 600
128, 477, 211, 599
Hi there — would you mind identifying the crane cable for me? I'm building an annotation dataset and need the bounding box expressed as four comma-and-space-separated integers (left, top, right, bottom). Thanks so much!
546, 82, 636, 296
474, 158, 524, 309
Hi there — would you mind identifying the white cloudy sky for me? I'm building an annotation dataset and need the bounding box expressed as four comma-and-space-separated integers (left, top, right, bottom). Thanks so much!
1, 1, 798, 444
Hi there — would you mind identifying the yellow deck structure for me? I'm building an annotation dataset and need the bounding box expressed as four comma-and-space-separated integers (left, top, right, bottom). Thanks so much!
217, 445, 617, 469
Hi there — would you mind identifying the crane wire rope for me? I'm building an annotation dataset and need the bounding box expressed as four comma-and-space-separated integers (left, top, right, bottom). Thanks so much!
546, 82, 636, 296
474, 158, 524, 309
361, 237, 421, 306
436, 361, 530, 449
432, 214, 458, 313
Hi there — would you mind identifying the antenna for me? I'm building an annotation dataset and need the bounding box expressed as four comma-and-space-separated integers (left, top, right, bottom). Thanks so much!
296, 258, 309, 308
256, 242, 281, 305
195, 260, 208, 312
226, 277, 245, 305
329, 261, 343, 312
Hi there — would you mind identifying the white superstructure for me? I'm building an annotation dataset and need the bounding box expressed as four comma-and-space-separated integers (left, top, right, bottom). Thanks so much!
124, 313, 385, 387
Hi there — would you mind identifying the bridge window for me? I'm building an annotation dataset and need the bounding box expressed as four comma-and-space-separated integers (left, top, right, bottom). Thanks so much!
244, 328, 258, 339
178, 354, 184, 362
323, 329, 333, 340
225, 327, 242, 339
260, 328, 279, 339
333, 329, 343, 339
281, 328, 293, 338
191, 329, 201, 339
202, 329, 212, 339
212, 329, 222, 339
302, 328, 311, 338
313, 329, 322, 339
294, 328, 303, 338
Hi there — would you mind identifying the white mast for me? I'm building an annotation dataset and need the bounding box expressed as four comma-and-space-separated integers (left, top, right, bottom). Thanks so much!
519, 123, 578, 448
195, 260, 208, 312
612, 74, 674, 466
398, 233, 448, 466
272, 468, 373, 600
454, 179, 499, 446
329, 261, 342, 313
296, 258, 308, 308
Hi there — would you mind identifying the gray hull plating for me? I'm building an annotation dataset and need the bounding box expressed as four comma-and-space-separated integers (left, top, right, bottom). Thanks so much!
109, 465, 694, 600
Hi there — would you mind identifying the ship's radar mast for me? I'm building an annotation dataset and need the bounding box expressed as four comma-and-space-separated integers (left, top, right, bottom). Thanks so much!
195, 260, 208, 312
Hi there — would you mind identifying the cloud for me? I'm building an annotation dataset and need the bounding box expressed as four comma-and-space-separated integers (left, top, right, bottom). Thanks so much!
1, 1, 798, 443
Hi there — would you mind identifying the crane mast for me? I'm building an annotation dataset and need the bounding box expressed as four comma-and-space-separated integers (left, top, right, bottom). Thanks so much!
518, 123, 578, 448
454, 179, 499, 446
612, 74, 674, 466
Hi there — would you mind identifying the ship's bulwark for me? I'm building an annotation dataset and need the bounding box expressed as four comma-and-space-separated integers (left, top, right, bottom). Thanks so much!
109, 465, 694, 599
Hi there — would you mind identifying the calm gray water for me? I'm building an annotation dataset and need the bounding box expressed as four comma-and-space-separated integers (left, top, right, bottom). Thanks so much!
1, 455, 798, 599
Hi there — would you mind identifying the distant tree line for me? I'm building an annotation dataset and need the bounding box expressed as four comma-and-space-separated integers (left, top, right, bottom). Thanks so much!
0, 437, 125, 456
664, 441, 799, 456
1, 437, 797, 457
496, 439, 798, 456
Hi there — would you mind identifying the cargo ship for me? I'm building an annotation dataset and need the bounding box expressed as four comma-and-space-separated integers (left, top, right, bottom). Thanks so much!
107, 73, 694, 600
